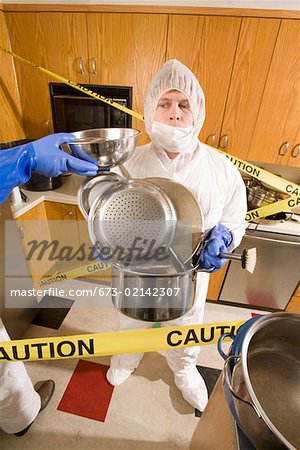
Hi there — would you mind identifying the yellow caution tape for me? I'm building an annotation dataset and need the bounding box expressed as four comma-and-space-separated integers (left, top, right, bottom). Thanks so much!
0, 319, 245, 362
1, 46, 299, 221
38, 260, 110, 288
246, 194, 300, 222
216, 149, 300, 196
0, 45, 144, 121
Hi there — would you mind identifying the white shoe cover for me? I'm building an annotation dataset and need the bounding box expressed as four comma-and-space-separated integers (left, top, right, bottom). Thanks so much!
106, 367, 133, 386
175, 367, 208, 412
106, 354, 141, 386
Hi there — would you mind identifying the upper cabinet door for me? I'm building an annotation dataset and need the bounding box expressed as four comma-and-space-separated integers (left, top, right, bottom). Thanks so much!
166, 15, 241, 147
5, 13, 89, 138
248, 20, 300, 167
220, 18, 280, 160
87, 13, 168, 144
0, 12, 24, 142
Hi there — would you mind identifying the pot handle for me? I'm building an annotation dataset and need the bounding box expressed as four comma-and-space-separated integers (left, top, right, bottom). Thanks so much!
217, 333, 235, 360
223, 355, 261, 418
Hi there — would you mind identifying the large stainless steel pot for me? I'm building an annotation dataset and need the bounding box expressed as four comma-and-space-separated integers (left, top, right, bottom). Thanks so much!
219, 313, 300, 450
111, 265, 198, 322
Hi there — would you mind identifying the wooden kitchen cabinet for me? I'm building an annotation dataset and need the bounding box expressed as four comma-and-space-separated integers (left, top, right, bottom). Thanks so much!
206, 264, 228, 301
3, 8, 300, 168
248, 20, 300, 168
16, 200, 111, 286
166, 15, 241, 147
219, 18, 280, 159
16, 202, 55, 284
285, 295, 300, 313
285, 282, 300, 313
87, 13, 168, 145
0, 10, 24, 142
167, 16, 282, 162
16, 201, 82, 281
5, 12, 89, 138
44, 201, 82, 273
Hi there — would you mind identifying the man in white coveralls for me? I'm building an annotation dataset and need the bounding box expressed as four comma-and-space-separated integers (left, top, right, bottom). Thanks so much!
106, 60, 247, 413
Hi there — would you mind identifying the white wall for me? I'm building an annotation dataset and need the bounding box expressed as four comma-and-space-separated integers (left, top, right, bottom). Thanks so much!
2, 0, 300, 10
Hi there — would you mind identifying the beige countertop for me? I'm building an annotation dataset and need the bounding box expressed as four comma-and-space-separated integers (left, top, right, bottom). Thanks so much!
10, 174, 84, 219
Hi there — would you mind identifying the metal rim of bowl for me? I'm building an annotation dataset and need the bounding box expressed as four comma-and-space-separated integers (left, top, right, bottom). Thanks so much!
77, 171, 123, 220
70, 128, 140, 147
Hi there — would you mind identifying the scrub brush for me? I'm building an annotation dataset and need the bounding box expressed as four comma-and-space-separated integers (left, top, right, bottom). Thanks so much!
219, 248, 257, 273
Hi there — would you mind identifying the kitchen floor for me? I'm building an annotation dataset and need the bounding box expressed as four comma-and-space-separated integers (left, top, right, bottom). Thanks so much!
0, 279, 266, 450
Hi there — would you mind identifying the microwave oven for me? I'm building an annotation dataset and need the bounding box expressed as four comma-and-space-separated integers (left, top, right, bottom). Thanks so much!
49, 83, 133, 132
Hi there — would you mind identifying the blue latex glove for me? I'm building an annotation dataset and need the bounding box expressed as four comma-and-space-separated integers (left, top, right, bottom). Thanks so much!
0, 145, 34, 204
30, 133, 98, 177
199, 224, 233, 273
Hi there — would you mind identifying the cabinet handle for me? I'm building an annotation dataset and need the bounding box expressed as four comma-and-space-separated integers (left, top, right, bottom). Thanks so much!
92, 58, 97, 75
44, 119, 50, 134
278, 141, 289, 156
68, 211, 73, 219
218, 134, 228, 149
206, 133, 216, 146
79, 57, 84, 74
291, 143, 300, 158
19, 226, 24, 239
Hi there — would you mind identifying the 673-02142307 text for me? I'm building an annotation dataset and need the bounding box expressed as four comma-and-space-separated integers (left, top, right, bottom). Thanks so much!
9, 287, 181, 298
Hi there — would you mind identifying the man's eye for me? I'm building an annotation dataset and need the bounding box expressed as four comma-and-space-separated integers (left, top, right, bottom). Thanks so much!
158, 103, 167, 108
180, 103, 190, 109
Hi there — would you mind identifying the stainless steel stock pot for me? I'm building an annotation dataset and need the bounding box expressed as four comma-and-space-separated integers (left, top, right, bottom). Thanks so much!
219, 312, 300, 450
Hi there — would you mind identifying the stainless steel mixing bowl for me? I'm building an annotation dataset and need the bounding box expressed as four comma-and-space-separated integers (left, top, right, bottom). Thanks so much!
61, 128, 140, 168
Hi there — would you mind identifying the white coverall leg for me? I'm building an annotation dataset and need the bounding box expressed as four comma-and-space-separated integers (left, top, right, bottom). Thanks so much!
0, 319, 41, 434
161, 273, 209, 411
106, 314, 152, 386
107, 273, 209, 411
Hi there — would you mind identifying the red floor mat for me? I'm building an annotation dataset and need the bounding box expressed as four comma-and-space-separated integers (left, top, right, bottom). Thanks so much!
57, 360, 114, 422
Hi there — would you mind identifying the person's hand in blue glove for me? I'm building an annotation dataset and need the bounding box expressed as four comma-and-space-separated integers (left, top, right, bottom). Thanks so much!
199, 224, 233, 273
29, 133, 98, 177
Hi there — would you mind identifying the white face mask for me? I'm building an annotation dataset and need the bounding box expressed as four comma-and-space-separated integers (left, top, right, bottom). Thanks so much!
151, 121, 198, 154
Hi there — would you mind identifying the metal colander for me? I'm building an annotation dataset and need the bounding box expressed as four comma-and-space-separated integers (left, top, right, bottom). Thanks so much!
88, 180, 177, 267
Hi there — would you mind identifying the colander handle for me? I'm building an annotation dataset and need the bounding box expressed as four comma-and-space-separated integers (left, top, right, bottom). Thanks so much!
118, 164, 132, 180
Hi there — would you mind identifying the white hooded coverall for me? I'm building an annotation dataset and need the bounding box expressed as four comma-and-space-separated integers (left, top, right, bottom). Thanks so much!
0, 320, 41, 434
0, 199, 41, 433
110, 60, 248, 411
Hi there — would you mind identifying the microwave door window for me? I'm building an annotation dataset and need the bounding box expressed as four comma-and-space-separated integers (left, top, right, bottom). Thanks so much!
54, 97, 108, 132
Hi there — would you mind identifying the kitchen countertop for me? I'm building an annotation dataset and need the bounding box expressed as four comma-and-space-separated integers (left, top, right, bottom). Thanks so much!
10, 174, 84, 219
247, 217, 300, 236
10, 174, 300, 236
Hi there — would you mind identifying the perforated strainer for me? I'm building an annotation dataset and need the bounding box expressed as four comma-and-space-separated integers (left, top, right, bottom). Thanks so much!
88, 179, 177, 267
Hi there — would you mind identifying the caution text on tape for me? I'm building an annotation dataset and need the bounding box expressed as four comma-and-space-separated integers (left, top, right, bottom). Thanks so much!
38, 260, 111, 288
0, 320, 245, 362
